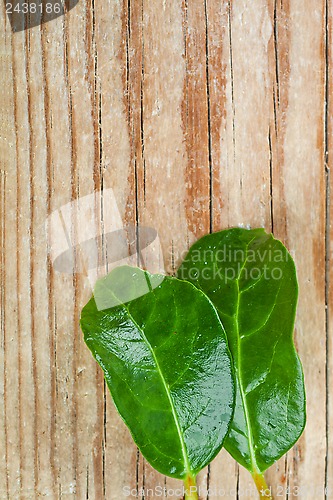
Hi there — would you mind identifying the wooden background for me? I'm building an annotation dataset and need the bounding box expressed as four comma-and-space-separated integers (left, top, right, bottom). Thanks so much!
0, 0, 332, 498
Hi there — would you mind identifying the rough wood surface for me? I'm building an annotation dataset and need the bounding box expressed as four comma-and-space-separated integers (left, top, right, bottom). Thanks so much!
0, 1, 332, 499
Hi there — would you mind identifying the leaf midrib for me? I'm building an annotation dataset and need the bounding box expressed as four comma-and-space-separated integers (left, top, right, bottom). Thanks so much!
232, 237, 260, 474
211, 235, 285, 473
121, 289, 192, 476
235, 283, 260, 474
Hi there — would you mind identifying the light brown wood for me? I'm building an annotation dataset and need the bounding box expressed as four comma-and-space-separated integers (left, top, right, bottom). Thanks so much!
327, 0, 333, 498
0, 0, 332, 498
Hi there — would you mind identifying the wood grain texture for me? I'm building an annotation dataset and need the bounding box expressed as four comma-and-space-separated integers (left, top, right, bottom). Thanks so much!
326, 0, 332, 498
0, 0, 332, 499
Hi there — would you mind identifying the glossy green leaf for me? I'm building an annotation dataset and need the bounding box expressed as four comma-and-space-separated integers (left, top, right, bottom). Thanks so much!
177, 228, 306, 477
80, 265, 235, 481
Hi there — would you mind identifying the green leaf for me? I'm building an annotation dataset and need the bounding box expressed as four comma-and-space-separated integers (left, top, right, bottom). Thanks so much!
177, 228, 306, 476
80, 266, 235, 481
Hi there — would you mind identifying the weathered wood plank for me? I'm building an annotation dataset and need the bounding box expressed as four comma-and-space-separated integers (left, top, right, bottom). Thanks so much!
326, 0, 332, 498
0, 0, 331, 499
267, 2, 327, 499
134, 0, 195, 496
94, 0, 137, 497
209, 1, 274, 497
0, 43, 20, 500
218, 0, 273, 232
63, 0, 104, 497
